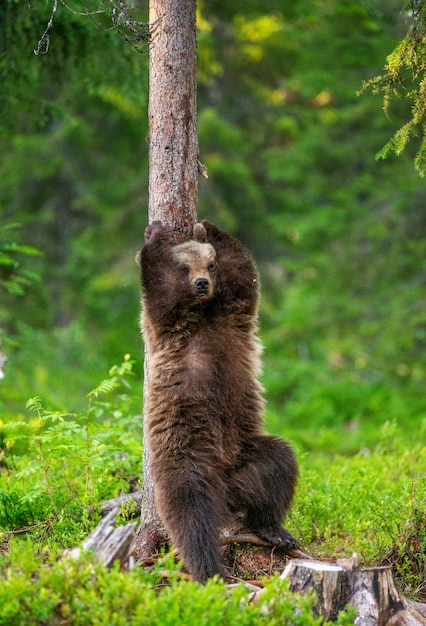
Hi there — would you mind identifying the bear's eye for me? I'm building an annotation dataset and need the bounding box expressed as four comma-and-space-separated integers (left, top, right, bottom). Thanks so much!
180, 266, 190, 276
208, 263, 216, 273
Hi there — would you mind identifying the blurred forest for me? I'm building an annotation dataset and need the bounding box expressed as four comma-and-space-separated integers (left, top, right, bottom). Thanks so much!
1, 0, 426, 454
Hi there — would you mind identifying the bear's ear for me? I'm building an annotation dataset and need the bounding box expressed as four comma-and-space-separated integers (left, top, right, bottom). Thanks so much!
193, 222, 207, 243
135, 250, 142, 266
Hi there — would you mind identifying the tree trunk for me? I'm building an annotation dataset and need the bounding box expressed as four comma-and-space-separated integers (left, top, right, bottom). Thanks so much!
148, 0, 198, 233
131, 0, 198, 562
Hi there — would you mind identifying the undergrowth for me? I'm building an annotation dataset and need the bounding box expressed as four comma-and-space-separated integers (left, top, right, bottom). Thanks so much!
0, 544, 355, 626
0, 355, 141, 549
0, 358, 425, 623
292, 421, 426, 561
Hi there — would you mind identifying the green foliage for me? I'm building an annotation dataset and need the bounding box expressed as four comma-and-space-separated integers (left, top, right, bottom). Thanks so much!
391, 507, 426, 597
2, 0, 425, 429
0, 224, 42, 355
0, 545, 355, 626
1, 367, 425, 614
0, 224, 41, 298
0, 1, 149, 399
0, 356, 141, 543
361, 0, 426, 175
292, 423, 426, 565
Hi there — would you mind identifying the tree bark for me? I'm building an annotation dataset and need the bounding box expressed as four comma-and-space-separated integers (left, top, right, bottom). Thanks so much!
148, 0, 198, 234
132, 0, 198, 561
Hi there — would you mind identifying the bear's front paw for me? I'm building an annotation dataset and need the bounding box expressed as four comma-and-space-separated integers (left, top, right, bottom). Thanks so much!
144, 220, 164, 244
193, 222, 207, 243
201, 220, 222, 242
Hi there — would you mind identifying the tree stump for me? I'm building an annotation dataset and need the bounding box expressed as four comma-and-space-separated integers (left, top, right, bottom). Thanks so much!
281, 558, 426, 625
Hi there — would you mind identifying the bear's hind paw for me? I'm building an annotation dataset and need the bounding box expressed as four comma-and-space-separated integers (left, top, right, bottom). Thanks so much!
256, 527, 299, 551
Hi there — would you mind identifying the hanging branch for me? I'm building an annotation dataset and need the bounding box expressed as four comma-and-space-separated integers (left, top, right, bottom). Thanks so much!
109, 0, 153, 52
33, 0, 58, 55
360, 0, 426, 176
33, 0, 154, 55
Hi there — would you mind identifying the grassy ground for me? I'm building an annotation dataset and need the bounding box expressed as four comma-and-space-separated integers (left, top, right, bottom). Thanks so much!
0, 357, 425, 624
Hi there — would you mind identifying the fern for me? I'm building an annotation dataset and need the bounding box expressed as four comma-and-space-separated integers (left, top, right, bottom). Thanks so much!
0, 225, 42, 296
88, 377, 121, 400
88, 354, 135, 399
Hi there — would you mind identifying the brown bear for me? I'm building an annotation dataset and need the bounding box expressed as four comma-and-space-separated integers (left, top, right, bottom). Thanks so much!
139, 219, 298, 583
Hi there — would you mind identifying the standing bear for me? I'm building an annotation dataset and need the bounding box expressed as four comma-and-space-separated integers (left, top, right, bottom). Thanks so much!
139, 219, 298, 583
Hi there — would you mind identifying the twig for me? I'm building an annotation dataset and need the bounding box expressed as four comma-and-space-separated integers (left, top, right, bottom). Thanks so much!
34, 0, 57, 55
4, 518, 54, 536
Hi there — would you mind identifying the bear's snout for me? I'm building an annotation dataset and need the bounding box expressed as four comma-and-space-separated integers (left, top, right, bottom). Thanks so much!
194, 277, 210, 296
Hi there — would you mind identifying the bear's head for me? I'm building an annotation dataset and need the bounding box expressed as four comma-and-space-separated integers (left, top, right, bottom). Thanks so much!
172, 223, 217, 300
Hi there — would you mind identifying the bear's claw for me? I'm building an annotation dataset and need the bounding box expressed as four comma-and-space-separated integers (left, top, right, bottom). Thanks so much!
255, 527, 299, 551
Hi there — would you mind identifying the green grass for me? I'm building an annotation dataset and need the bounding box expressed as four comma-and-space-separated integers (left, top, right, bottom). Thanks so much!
0, 358, 425, 623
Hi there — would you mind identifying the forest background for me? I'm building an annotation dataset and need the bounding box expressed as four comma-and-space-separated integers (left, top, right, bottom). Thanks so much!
0, 0, 426, 621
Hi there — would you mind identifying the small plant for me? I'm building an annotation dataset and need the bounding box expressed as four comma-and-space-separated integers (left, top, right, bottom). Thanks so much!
378, 503, 426, 601
1, 355, 142, 545
116, 497, 138, 526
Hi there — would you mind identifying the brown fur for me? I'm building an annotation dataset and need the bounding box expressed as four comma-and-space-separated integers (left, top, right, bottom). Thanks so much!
139, 220, 298, 582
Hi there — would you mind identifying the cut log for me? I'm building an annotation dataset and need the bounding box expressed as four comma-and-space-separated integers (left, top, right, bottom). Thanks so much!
409, 602, 426, 620
82, 508, 138, 568
281, 558, 426, 626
